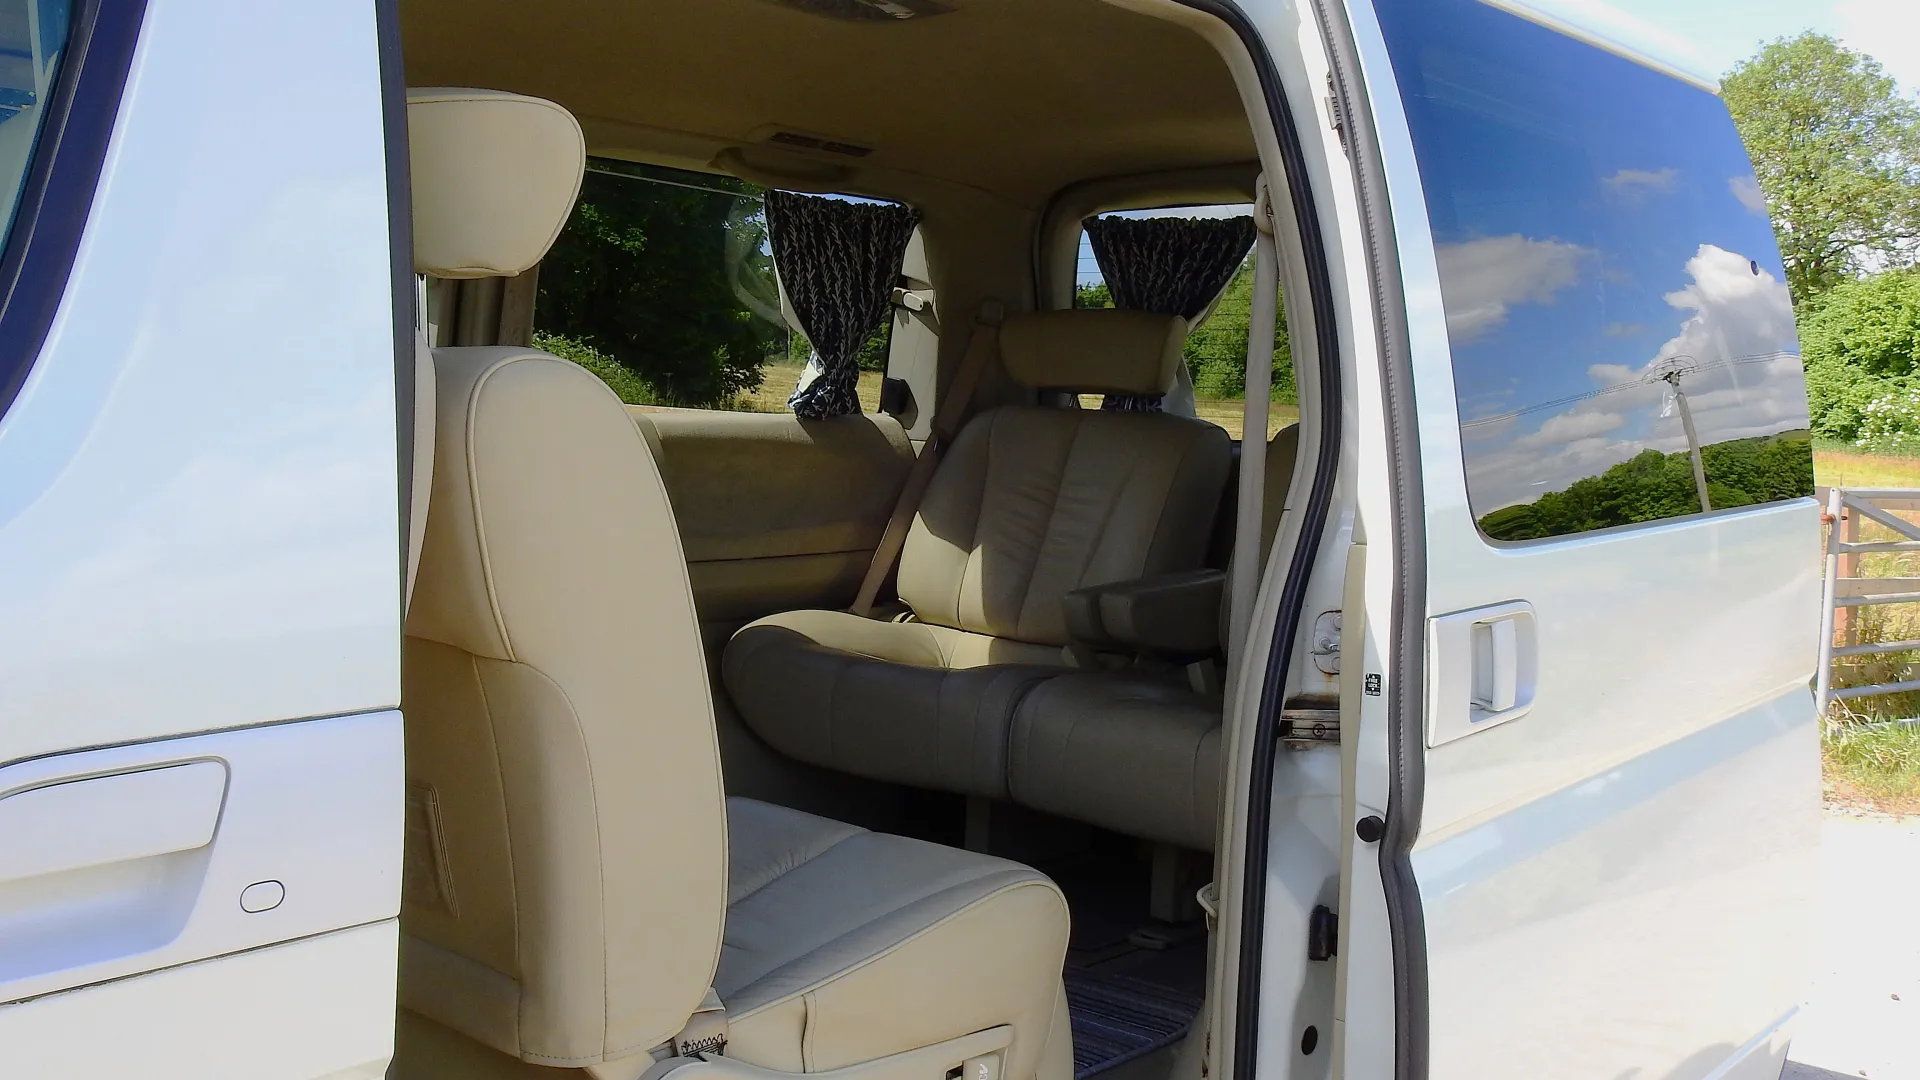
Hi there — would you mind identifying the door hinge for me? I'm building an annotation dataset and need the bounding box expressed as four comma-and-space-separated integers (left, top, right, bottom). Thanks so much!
1308, 904, 1338, 961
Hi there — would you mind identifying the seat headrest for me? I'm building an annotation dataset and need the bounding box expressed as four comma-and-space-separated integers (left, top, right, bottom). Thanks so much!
407, 88, 585, 279
999, 309, 1186, 396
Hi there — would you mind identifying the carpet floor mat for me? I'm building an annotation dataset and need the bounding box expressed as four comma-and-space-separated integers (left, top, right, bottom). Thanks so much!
1064, 966, 1204, 1079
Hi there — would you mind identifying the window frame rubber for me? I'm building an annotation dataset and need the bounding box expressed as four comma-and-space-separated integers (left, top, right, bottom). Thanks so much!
0, 0, 149, 425
1306, 0, 1432, 1077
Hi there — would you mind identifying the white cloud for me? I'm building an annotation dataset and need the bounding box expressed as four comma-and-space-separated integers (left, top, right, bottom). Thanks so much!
1435, 235, 1590, 341
1517, 410, 1625, 449
1467, 244, 1805, 510
1836, 0, 1920, 96
1729, 175, 1768, 217
1602, 167, 1678, 196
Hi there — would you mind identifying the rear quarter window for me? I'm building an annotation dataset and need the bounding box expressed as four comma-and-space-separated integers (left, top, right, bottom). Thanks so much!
1376, 0, 1814, 542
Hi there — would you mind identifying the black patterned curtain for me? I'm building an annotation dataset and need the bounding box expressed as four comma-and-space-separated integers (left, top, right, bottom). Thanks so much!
1084, 215, 1257, 411
765, 191, 921, 418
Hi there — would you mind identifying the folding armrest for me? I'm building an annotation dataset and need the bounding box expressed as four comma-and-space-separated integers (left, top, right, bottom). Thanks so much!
1063, 568, 1225, 659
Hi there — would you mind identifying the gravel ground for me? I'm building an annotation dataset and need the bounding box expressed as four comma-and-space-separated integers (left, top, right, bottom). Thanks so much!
1782, 812, 1920, 1079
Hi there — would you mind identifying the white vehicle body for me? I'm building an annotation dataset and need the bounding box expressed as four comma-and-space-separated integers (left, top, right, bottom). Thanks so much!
0, 1, 1818, 1079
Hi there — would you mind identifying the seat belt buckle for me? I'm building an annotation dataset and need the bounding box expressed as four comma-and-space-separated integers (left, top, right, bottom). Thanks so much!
670, 987, 730, 1058
958, 1050, 1002, 1080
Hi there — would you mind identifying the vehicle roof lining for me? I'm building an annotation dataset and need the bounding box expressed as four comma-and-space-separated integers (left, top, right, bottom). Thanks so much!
398, 0, 1257, 208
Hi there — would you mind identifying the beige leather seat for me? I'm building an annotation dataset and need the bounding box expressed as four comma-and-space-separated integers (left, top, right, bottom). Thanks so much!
395, 87, 1072, 1080
723, 312, 1233, 799
1005, 425, 1299, 851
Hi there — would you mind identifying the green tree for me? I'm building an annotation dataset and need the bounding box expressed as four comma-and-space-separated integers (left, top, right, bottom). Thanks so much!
1478, 433, 1815, 541
1723, 34, 1920, 304
1075, 282, 1113, 308
536, 168, 784, 407
534, 330, 661, 406
1799, 268, 1920, 440
1182, 259, 1293, 402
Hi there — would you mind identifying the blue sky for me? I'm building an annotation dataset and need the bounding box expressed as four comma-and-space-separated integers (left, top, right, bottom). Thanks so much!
1528, 0, 1920, 90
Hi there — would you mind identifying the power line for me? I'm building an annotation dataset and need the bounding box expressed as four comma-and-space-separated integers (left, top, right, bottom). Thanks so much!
1458, 351, 1798, 429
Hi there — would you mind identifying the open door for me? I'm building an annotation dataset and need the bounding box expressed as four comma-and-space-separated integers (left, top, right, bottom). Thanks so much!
0, 2, 407, 1076
1341, 0, 1823, 1076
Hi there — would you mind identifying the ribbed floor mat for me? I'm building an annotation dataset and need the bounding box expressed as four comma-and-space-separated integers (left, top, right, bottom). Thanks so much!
1064, 966, 1204, 1079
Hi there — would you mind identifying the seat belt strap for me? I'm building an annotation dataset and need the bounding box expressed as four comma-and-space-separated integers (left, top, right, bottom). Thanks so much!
850, 299, 1004, 617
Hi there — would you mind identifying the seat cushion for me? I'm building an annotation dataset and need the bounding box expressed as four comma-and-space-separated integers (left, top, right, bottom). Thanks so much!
1008, 673, 1222, 851
721, 798, 1073, 1080
723, 609, 1066, 798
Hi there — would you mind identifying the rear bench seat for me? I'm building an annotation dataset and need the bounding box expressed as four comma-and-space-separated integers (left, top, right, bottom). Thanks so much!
1006, 425, 1298, 850
722, 309, 1232, 800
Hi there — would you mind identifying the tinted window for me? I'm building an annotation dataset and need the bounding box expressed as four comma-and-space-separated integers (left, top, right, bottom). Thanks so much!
528, 160, 894, 413
1376, 0, 1814, 541
0, 0, 71, 238
1074, 205, 1296, 441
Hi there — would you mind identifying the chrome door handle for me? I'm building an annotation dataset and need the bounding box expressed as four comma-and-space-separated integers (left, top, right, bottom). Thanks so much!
1428, 601, 1537, 746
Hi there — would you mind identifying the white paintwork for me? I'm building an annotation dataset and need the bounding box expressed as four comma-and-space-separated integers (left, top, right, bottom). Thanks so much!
1341, 1, 1823, 1076
0, 710, 402, 1003
0, 921, 399, 1080
0, 760, 226, 883
0, 0, 403, 1074
0, 0, 401, 768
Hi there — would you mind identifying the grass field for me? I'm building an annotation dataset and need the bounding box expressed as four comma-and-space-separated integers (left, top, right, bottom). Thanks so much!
1815, 446, 1920, 488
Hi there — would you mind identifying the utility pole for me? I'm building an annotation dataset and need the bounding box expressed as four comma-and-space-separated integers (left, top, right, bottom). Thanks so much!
1661, 368, 1711, 514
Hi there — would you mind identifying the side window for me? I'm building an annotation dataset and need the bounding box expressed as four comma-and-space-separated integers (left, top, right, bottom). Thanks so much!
0, 0, 71, 238
1377, 0, 1814, 542
1074, 206, 1295, 441
531, 159, 894, 414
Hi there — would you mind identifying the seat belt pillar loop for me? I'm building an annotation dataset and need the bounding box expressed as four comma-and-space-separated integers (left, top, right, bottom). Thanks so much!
851, 300, 1004, 618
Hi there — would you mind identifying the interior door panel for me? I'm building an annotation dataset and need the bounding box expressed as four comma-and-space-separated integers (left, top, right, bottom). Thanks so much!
632, 409, 914, 626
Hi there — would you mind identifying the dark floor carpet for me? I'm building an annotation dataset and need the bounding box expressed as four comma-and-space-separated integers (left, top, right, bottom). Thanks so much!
1063, 965, 1204, 1079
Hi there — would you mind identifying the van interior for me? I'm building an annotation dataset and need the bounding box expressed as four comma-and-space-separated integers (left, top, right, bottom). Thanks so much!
391, 2, 1338, 1079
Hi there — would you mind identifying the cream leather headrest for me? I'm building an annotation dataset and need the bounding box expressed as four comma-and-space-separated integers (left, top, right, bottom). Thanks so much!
408, 88, 585, 279
999, 310, 1186, 395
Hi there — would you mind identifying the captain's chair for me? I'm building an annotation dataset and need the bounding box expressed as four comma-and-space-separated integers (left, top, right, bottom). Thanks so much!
394, 88, 1073, 1080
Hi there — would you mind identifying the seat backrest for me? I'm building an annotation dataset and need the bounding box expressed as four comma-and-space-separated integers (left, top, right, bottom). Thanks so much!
898, 310, 1233, 646
399, 88, 727, 1069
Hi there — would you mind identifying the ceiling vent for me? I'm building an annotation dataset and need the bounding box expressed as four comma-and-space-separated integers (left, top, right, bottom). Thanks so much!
756, 0, 954, 22
767, 130, 874, 158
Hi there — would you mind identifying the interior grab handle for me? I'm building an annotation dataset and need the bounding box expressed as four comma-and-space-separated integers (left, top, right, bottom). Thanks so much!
1428, 601, 1537, 746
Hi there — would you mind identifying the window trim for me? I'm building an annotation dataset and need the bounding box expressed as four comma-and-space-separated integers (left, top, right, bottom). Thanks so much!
0, 0, 148, 424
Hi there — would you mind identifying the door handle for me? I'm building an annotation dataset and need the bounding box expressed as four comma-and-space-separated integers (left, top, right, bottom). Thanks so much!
1428, 601, 1537, 746
0, 762, 227, 885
